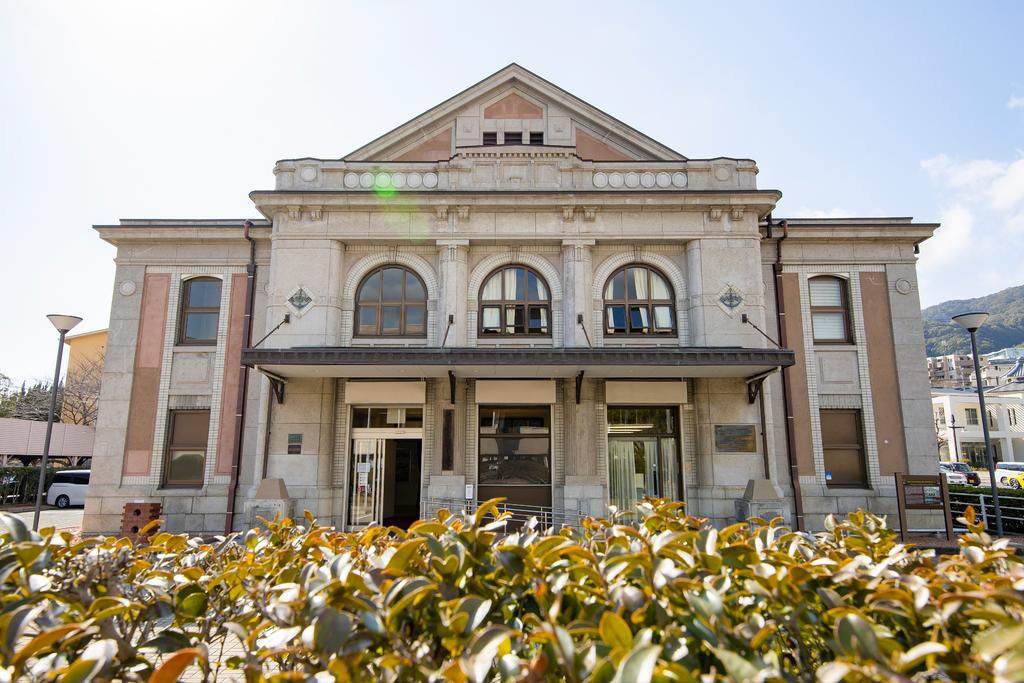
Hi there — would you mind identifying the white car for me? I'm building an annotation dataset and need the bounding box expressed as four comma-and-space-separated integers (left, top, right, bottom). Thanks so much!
994, 461, 1024, 487
45, 469, 90, 508
941, 470, 968, 485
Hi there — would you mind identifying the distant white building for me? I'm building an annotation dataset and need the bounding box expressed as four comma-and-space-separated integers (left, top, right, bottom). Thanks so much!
932, 367, 1024, 465
928, 347, 1024, 389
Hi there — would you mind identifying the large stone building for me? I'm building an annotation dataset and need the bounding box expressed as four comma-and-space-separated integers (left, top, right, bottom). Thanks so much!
83, 65, 940, 535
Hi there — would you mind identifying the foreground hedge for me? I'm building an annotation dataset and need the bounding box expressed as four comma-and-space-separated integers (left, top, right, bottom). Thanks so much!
1, 502, 1023, 682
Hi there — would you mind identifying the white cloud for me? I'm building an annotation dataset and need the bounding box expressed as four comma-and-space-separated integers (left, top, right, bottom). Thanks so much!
790, 207, 854, 218
918, 151, 1024, 305
1008, 94, 1024, 110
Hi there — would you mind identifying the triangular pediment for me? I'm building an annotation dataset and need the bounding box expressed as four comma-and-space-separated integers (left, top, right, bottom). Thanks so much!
344, 64, 685, 162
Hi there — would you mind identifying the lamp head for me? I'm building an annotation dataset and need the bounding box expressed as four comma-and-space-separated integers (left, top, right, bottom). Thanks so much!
46, 314, 83, 334
951, 311, 989, 332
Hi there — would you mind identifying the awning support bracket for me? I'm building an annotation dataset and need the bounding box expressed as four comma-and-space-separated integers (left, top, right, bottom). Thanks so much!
448, 370, 456, 405
257, 367, 288, 405
744, 367, 779, 404
575, 370, 584, 405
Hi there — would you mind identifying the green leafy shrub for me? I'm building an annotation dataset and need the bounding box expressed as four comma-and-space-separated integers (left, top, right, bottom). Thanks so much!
1, 501, 1022, 682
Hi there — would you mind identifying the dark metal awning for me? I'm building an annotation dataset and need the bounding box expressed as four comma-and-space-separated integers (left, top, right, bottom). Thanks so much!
241, 346, 794, 380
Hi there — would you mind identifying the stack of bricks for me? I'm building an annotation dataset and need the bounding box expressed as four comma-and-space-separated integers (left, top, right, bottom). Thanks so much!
120, 502, 162, 542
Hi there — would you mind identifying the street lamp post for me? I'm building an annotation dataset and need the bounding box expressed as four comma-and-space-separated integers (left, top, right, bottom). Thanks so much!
948, 414, 963, 462
32, 314, 82, 531
952, 311, 1003, 537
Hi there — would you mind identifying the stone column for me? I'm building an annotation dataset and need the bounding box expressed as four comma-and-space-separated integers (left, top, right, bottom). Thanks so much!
561, 240, 594, 347
437, 240, 469, 346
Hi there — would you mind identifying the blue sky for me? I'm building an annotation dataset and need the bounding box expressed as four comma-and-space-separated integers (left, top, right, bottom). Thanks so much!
1, 1, 1022, 380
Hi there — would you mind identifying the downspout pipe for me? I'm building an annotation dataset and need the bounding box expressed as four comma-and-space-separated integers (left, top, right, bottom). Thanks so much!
225, 220, 257, 534
771, 217, 806, 531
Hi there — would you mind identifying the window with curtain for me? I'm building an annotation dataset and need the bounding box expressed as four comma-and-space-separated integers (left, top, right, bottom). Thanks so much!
178, 277, 222, 345
808, 276, 852, 343
603, 265, 675, 336
607, 407, 681, 511
820, 409, 867, 488
355, 266, 427, 337
479, 266, 550, 336
965, 408, 979, 426
164, 410, 210, 487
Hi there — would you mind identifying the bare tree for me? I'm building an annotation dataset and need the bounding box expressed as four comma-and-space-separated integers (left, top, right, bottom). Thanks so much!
62, 353, 104, 426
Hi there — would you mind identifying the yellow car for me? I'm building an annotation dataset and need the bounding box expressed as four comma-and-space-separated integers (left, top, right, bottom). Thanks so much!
1008, 472, 1024, 490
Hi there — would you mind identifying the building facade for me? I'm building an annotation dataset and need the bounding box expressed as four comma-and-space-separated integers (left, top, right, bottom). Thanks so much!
83, 65, 940, 535
928, 348, 1024, 389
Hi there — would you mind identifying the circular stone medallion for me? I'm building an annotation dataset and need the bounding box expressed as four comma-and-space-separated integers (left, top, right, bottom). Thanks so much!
423, 173, 439, 188
656, 172, 672, 188
624, 172, 640, 188
359, 172, 374, 188
298, 166, 317, 182
407, 173, 423, 188
343, 173, 359, 189
119, 280, 137, 296
672, 172, 688, 188
640, 172, 656, 188
608, 172, 624, 188
593, 172, 608, 188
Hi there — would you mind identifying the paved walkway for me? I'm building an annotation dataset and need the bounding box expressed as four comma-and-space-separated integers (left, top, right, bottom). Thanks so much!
0, 507, 84, 532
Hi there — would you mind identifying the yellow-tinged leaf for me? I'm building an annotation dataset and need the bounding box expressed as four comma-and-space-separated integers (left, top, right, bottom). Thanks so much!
147, 647, 205, 683
13, 625, 81, 668
599, 611, 633, 650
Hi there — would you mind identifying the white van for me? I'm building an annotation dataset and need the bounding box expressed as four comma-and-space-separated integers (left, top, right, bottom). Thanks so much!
45, 469, 90, 508
994, 461, 1024, 487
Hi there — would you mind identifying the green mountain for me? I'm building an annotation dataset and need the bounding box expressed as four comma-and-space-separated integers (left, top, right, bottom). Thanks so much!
921, 283, 1024, 356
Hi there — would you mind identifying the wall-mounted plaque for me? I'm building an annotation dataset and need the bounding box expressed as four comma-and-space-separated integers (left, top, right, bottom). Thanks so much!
714, 424, 757, 453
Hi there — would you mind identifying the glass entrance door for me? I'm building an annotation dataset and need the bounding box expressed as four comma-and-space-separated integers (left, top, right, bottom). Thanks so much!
348, 438, 385, 527
607, 407, 681, 511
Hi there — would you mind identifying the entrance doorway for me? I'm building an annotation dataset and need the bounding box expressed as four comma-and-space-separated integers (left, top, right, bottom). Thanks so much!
347, 437, 422, 529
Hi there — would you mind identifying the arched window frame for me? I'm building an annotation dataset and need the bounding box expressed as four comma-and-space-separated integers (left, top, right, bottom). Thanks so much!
808, 275, 853, 344
478, 265, 552, 337
177, 276, 222, 346
602, 265, 676, 336
354, 265, 428, 337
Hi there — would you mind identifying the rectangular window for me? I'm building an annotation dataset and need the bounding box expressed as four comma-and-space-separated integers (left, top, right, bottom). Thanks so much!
178, 278, 222, 345
987, 410, 997, 428
482, 132, 497, 146
1010, 408, 1018, 427
503, 132, 522, 145
820, 409, 867, 488
350, 407, 423, 429
442, 409, 454, 471
529, 132, 544, 145
478, 406, 550, 485
808, 277, 851, 344
164, 410, 210, 487
966, 408, 979, 426
607, 407, 681, 511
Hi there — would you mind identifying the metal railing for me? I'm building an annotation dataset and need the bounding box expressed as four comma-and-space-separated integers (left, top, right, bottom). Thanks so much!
948, 490, 1024, 533
421, 497, 590, 531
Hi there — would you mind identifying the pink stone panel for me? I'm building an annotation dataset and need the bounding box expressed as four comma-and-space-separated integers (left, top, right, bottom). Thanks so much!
216, 273, 248, 475
122, 274, 170, 477
483, 93, 543, 119
394, 128, 453, 161
575, 127, 634, 161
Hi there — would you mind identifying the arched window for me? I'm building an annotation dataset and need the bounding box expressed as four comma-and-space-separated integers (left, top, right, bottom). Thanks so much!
603, 265, 674, 336
178, 277, 222, 345
808, 276, 851, 343
356, 266, 427, 337
479, 266, 550, 336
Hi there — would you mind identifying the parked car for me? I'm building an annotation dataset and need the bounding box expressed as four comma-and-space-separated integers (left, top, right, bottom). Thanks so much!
45, 469, 90, 508
939, 461, 980, 486
1008, 473, 1024, 490
994, 461, 1024, 488
939, 468, 967, 485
